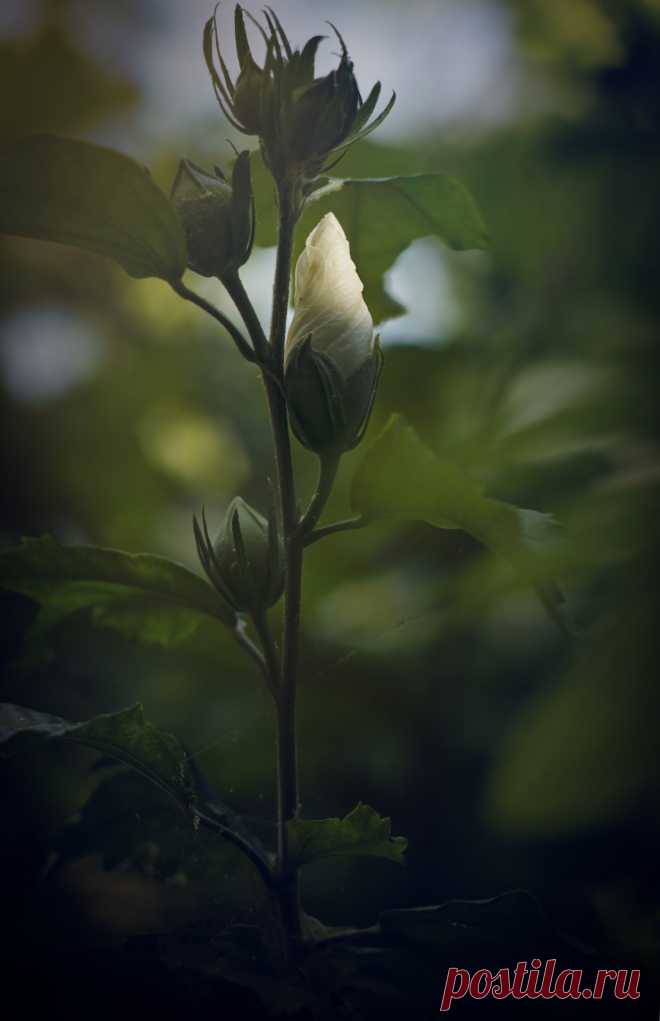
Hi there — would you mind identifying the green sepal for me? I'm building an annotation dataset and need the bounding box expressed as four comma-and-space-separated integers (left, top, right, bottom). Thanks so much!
171, 152, 254, 277
196, 497, 284, 615
229, 150, 256, 266
285, 336, 382, 456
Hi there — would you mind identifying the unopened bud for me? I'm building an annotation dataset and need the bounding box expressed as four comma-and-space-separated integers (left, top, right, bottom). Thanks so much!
171, 151, 254, 278
195, 498, 284, 614
284, 212, 382, 454
287, 48, 360, 167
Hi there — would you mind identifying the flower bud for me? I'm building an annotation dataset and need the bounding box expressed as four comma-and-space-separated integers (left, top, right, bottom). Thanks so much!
171, 151, 254, 278
194, 498, 284, 615
284, 212, 382, 454
286, 40, 360, 168
204, 8, 395, 182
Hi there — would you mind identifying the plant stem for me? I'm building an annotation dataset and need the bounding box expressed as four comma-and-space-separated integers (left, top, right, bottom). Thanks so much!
269, 182, 304, 950
252, 610, 281, 696
194, 806, 276, 890
234, 617, 270, 689
299, 453, 340, 537
170, 278, 256, 363
304, 515, 366, 547
221, 272, 270, 364
221, 182, 307, 953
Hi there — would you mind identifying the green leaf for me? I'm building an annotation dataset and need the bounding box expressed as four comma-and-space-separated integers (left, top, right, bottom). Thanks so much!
288, 803, 407, 868
0, 134, 186, 279
0, 535, 236, 650
295, 174, 488, 322
249, 154, 487, 322
0, 702, 194, 806
351, 414, 565, 629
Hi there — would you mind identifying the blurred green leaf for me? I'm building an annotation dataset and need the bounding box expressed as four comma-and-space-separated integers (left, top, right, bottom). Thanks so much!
288, 803, 407, 868
484, 606, 660, 834
0, 536, 236, 652
296, 173, 488, 322
0, 702, 194, 806
0, 27, 138, 136
351, 414, 564, 628
0, 134, 186, 279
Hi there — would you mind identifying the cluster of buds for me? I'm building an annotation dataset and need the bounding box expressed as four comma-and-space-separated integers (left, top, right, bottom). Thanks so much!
284, 212, 382, 455
204, 5, 395, 182
171, 150, 254, 278
194, 498, 284, 616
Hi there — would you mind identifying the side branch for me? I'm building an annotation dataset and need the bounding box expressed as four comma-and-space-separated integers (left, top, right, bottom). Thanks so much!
305, 516, 366, 547
170, 278, 256, 363
299, 453, 340, 537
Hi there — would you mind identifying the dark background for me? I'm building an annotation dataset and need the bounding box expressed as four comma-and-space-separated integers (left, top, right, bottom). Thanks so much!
1, 0, 659, 1016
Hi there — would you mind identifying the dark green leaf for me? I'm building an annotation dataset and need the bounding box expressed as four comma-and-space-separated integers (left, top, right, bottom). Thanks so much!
0, 702, 194, 806
0, 535, 236, 651
0, 134, 186, 279
288, 803, 407, 868
351, 414, 565, 629
295, 173, 488, 322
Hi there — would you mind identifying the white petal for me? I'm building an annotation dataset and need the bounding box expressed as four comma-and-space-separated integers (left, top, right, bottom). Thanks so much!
285, 212, 374, 378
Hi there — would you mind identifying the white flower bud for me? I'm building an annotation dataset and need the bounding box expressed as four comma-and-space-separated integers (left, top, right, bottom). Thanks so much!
284, 213, 382, 454
285, 212, 375, 376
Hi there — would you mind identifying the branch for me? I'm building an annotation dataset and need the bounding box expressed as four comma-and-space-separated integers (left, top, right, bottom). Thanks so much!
299, 452, 340, 537
221, 271, 271, 364
252, 609, 281, 697
193, 805, 276, 890
304, 515, 366, 547
170, 278, 257, 364
234, 617, 269, 682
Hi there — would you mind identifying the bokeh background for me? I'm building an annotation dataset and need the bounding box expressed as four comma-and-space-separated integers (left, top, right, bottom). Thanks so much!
1, 0, 659, 1014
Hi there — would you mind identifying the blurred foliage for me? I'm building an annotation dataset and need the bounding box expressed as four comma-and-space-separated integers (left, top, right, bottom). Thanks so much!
1, 0, 660, 1015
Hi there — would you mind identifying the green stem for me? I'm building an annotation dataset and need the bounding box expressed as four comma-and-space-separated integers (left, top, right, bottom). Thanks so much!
252, 610, 281, 697
222, 182, 308, 953
234, 618, 270, 688
194, 806, 276, 890
300, 453, 340, 537
170, 278, 256, 363
221, 272, 270, 364
269, 182, 304, 950
179, 182, 330, 954
227, 183, 303, 949
304, 515, 366, 547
